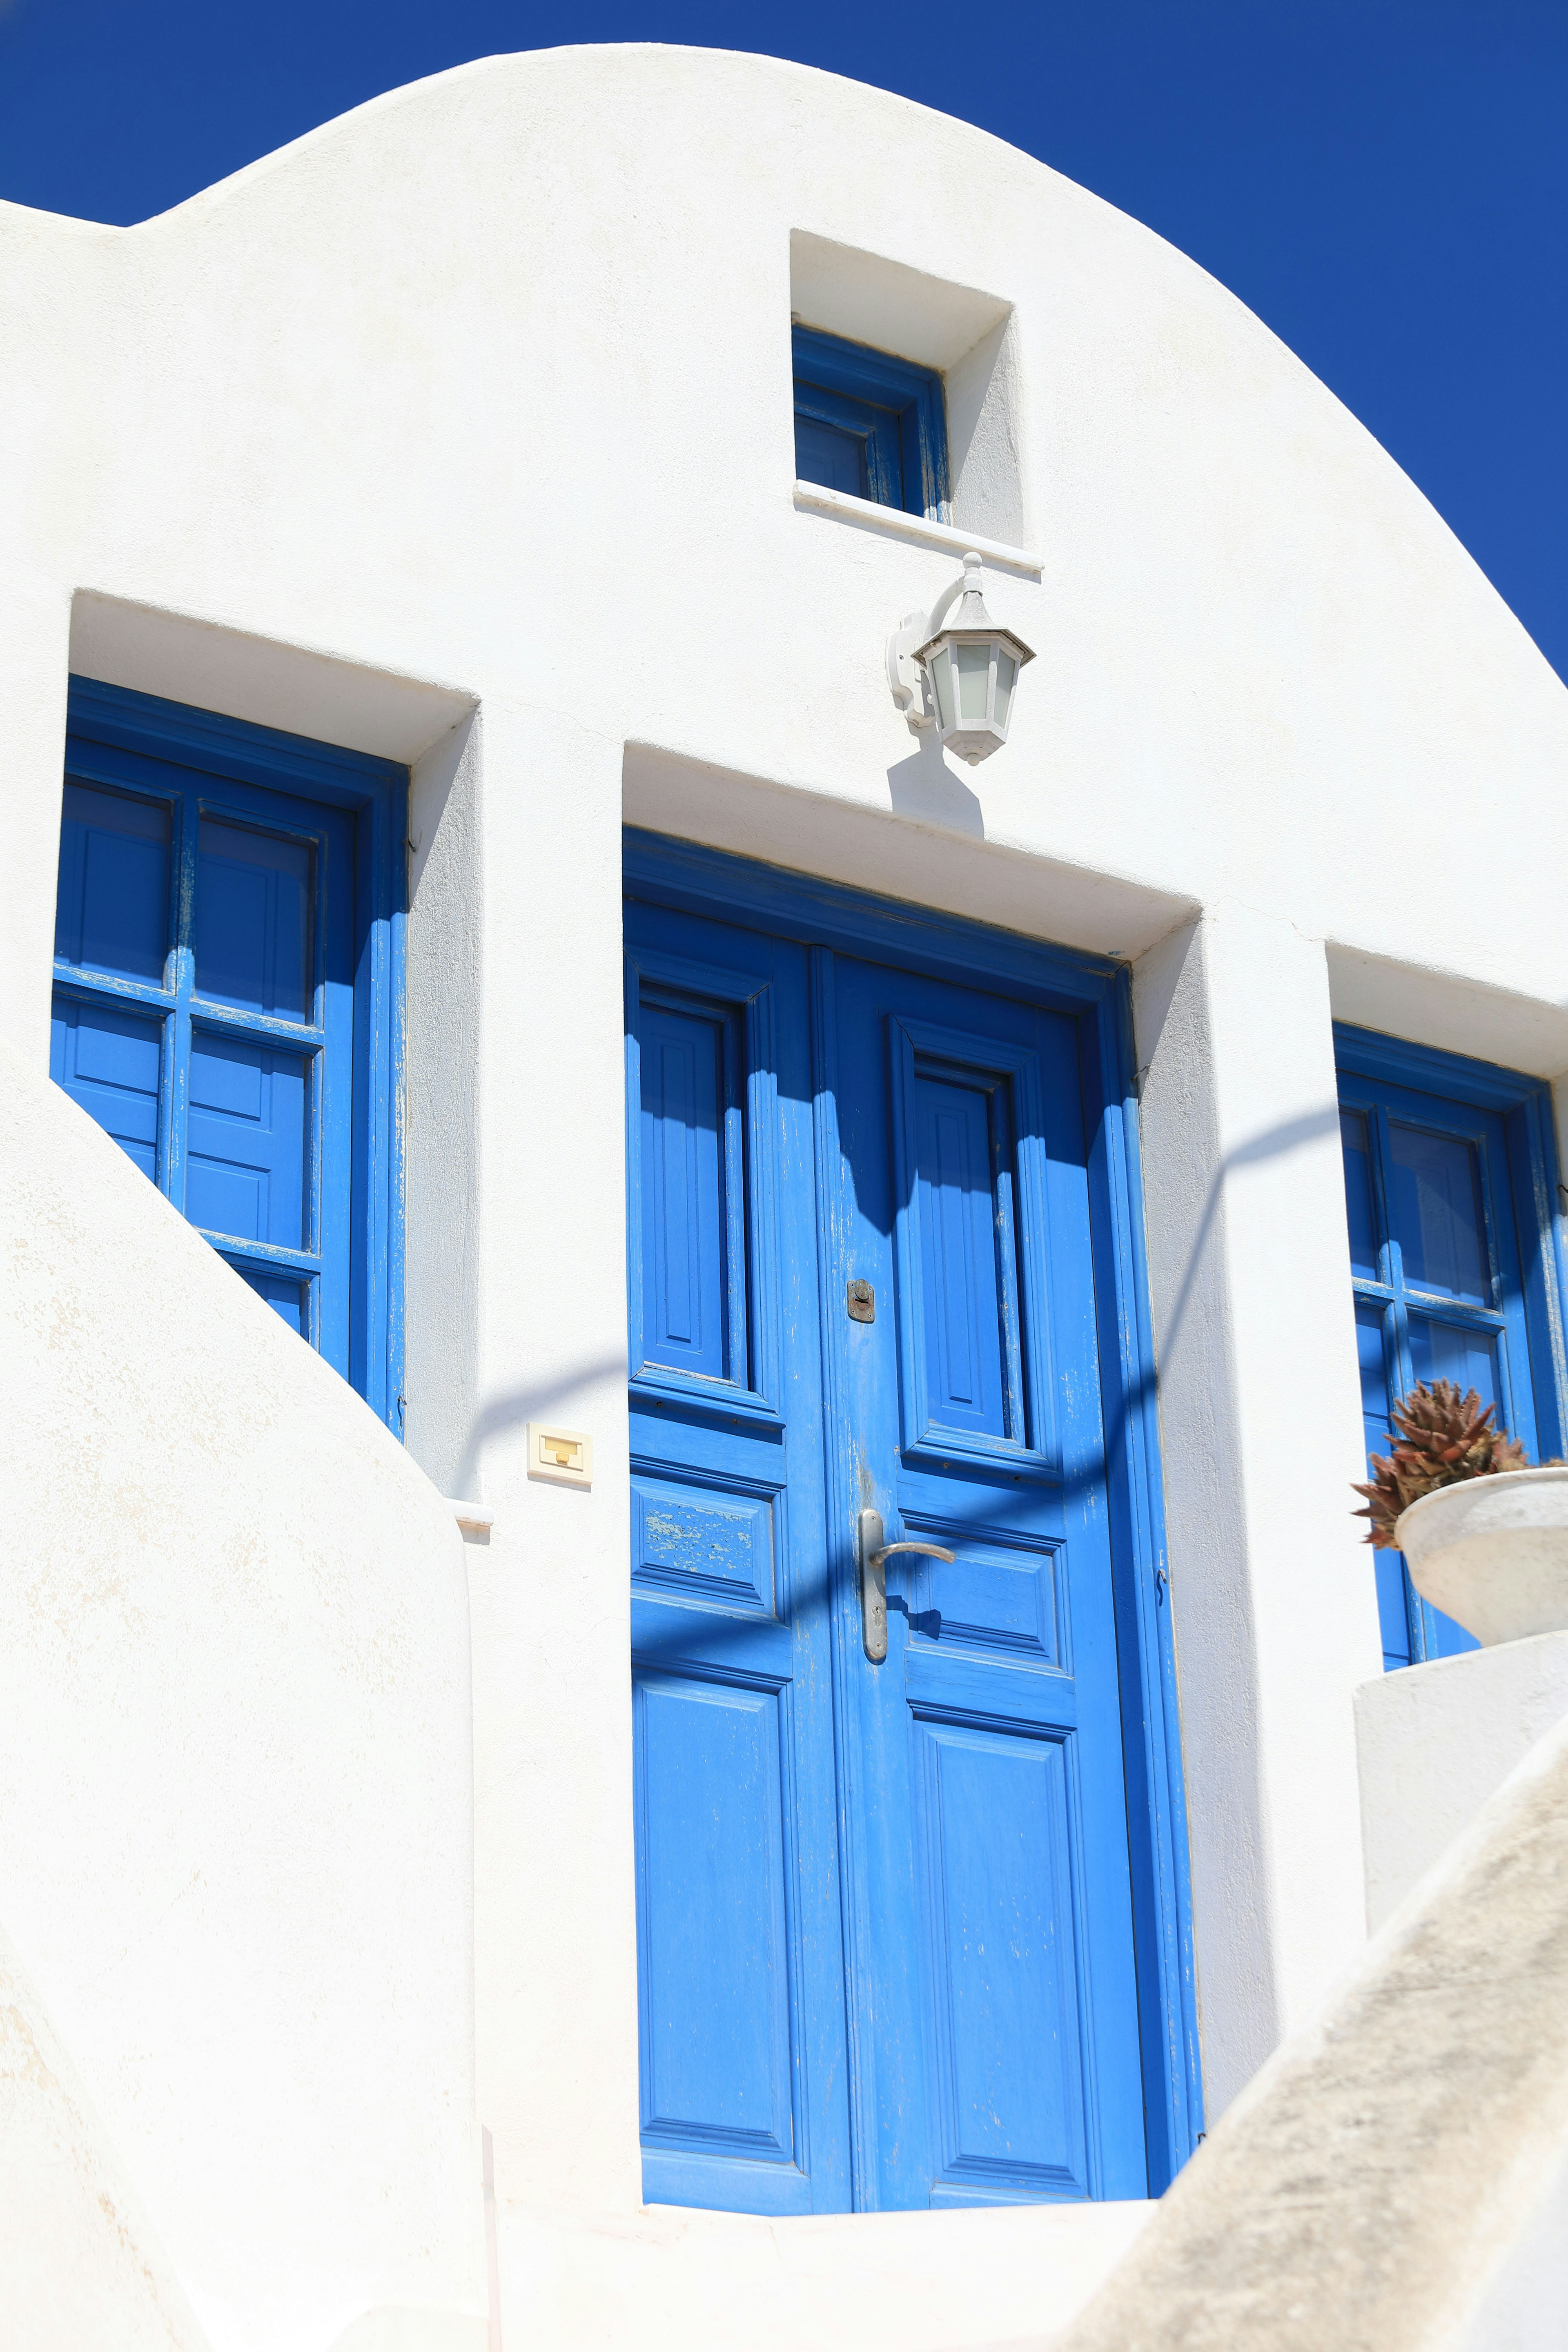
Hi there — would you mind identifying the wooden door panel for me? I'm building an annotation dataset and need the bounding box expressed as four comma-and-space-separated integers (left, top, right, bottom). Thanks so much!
49, 996, 162, 1178
634, 1669, 796, 2162
912, 1716, 1089, 2203
632, 1473, 776, 1615
899, 1511, 1064, 1665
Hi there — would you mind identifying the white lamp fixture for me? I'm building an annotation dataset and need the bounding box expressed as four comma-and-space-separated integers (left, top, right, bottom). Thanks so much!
886, 551, 1035, 765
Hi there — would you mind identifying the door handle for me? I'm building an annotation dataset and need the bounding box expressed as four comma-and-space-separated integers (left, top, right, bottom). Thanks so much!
858, 1508, 956, 1664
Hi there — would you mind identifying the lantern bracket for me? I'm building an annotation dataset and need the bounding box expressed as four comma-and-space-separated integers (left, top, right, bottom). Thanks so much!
885, 564, 973, 734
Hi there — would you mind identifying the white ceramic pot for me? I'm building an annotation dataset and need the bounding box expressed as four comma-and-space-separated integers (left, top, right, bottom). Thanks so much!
1395, 1466, 1568, 1647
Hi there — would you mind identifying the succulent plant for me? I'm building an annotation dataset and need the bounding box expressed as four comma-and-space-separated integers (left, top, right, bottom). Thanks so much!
1353, 1379, 1528, 1548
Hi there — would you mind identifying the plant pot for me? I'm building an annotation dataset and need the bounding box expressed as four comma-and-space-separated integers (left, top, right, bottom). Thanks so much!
1394, 1466, 1568, 1647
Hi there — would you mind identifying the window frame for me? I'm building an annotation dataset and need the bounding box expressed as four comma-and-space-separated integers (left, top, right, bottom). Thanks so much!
791, 325, 950, 521
58, 676, 408, 1434
1335, 1022, 1568, 1665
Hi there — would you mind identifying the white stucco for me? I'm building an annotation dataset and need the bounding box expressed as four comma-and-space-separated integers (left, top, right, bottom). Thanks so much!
0, 1922, 213, 2352
498, 2196, 1154, 2351
1356, 1630, 1568, 1931
0, 1048, 485, 2351
4, 39, 1568, 2346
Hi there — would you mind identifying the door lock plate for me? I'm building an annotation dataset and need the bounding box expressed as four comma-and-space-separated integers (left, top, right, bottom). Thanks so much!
847, 1279, 875, 1323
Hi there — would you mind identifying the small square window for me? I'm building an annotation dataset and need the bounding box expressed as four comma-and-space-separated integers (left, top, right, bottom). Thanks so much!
791, 326, 949, 521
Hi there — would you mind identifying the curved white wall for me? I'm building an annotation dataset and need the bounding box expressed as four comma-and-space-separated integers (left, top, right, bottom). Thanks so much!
2, 42, 1567, 2338
0, 1050, 483, 2352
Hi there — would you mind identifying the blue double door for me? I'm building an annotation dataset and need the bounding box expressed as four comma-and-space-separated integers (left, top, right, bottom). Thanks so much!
627, 851, 1151, 2214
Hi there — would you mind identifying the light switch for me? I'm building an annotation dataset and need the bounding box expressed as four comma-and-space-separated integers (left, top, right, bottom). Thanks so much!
528, 1423, 593, 1488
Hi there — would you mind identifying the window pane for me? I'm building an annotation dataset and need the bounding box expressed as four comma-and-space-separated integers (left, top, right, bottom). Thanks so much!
994, 650, 1017, 730
794, 413, 868, 499
229, 1262, 308, 1336
185, 1031, 309, 1248
956, 643, 989, 724
50, 994, 162, 1179
1407, 1313, 1501, 1414
1340, 1109, 1378, 1278
196, 819, 313, 1020
1388, 1122, 1489, 1303
931, 647, 955, 730
55, 783, 171, 984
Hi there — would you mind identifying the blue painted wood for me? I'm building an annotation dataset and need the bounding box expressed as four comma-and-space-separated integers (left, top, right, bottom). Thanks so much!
49, 994, 163, 1178
638, 996, 735, 1383
625, 895, 848, 2217
833, 949, 1147, 2207
791, 326, 950, 521
52, 679, 406, 1430
635, 1668, 796, 2158
910, 1717, 1087, 2199
54, 782, 172, 983
624, 834, 1204, 2211
1335, 1023, 1568, 1670
888, 1018, 1059, 1480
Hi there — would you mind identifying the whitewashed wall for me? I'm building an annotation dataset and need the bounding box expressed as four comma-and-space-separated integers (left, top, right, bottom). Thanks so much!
3, 42, 1568, 2346
0, 1047, 484, 2352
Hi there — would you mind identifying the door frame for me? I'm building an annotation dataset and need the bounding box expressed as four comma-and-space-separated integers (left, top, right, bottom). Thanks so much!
62, 676, 408, 1433
624, 827, 1205, 2194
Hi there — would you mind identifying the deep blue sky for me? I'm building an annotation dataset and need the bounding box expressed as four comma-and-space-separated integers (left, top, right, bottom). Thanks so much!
2, 1, 1563, 683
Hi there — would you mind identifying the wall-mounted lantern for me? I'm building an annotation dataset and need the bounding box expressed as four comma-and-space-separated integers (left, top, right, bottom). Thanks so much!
886, 551, 1034, 765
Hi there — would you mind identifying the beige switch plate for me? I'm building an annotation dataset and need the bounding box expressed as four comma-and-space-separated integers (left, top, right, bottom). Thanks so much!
527, 1423, 593, 1488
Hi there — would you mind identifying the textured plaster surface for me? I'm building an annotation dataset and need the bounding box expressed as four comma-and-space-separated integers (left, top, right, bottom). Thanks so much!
497, 2195, 1154, 2350
0, 1047, 486, 2352
0, 1922, 212, 2352
1356, 1630, 1568, 1930
1053, 1708, 1568, 2351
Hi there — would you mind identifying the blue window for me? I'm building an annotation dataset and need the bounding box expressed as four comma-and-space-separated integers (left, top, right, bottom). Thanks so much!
792, 326, 949, 519
51, 678, 405, 1430
1336, 1026, 1568, 1670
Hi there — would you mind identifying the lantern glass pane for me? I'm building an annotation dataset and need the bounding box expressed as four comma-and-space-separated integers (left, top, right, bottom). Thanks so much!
995, 650, 1018, 730
931, 646, 955, 729
956, 642, 989, 724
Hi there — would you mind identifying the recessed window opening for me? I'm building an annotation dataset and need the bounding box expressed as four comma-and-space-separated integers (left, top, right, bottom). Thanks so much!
792, 325, 950, 522
789, 234, 1027, 549
51, 677, 406, 1431
1336, 1025, 1568, 1671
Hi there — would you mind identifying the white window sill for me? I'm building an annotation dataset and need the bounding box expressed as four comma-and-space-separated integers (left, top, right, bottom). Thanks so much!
792, 481, 1042, 576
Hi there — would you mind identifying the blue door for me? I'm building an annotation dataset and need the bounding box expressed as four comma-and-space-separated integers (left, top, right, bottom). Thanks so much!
626, 837, 1192, 2216
1339, 1043, 1552, 1669
50, 680, 405, 1419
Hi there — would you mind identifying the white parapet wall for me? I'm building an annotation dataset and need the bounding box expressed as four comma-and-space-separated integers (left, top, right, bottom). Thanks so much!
1050, 1702, 1568, 2352
0, 1044, 487, 2352
1356, 1629, 1568, 1931
0, 1922, 214, 2352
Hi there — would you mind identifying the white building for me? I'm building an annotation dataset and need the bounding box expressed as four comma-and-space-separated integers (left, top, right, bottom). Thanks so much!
4, 43, 1568, 2352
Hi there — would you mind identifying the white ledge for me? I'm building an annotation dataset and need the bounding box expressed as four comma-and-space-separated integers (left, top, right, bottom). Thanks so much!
792, 482, 1042, 576
445, 1498, 494, 1535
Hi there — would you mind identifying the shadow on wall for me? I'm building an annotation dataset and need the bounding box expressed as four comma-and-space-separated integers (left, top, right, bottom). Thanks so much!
886, 732, 985, 837
451, 1352, 629, 1500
